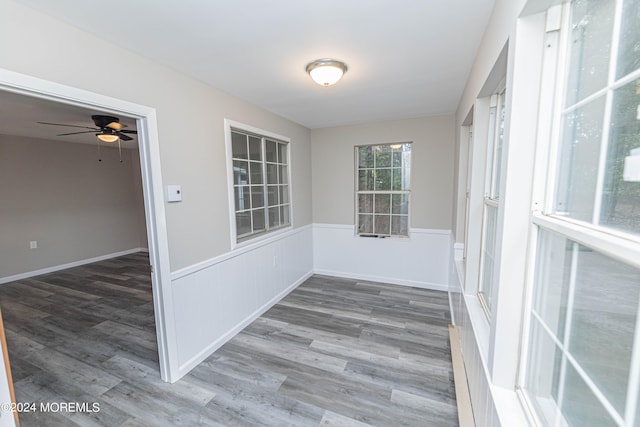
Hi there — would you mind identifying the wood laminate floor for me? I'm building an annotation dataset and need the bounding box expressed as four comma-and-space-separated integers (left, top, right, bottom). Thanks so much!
0, 253, 458, 426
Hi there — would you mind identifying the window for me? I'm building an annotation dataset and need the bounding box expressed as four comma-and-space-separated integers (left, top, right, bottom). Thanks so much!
229, 125, 290, 242
522, 1, 640, 426
525, 229, 640, 426
355, 143, 411, 237
479, 87, 507, 315
554, 0, 640, 234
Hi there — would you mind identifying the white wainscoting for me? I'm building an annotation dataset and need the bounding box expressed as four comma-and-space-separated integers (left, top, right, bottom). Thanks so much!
313, 224, 451, 291
452, 290, 500, 425
170, 225, 313, 379
449, 242, 528, 427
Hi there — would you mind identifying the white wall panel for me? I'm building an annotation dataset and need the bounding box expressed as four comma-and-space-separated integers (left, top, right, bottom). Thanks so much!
170, 226, 313, 379
313, 224, 451, 291
458, 294, 501, 427
450, 250, 528, 427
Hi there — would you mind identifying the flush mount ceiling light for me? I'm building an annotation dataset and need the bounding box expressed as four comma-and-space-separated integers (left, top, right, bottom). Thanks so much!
306, 59, 348, 86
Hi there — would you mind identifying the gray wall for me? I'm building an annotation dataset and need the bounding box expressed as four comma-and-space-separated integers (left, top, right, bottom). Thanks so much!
0, 135, 147, 278
0, 0, 313, 272
311, 115, 455, 229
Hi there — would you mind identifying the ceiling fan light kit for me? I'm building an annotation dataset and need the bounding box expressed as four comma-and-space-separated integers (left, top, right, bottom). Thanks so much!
97, 128, 120, 143
97, 134, 120, 143
306, 59, 347, 86
38, 114, 138, 162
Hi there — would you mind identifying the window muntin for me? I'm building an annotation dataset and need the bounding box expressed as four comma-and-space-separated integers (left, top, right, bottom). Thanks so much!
525, 229, 640, 425
564, 0, 615, 106
617, 0, 640, 80
356, 143, 411, 237
522, 1, 640, 426
231, 128, 290, 241
601, 80, 640, 234
554, 0, 640, 236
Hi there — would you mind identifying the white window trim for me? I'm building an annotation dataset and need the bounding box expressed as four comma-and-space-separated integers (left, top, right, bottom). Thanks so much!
533, 214, 640, 269
354, 142, 412, 239
485, 9, 547, 390
517, 3, 566, 409
518, 1, 640, 426
463, 124, 474, 263
478, 83, 507, 318
462, 11, 546, 399
466, 96, 493, 298
224, 119, 293, 249
516, 2, 568, 417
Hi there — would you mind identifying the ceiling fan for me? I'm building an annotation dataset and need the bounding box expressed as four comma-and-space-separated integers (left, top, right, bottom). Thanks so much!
38, 114, 137, 142
38, 115, 137, 162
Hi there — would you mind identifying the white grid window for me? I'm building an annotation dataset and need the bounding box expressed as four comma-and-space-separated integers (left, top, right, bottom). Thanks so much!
522, 1, 640, 426
356, 143, 411, 237
231, 128, 290, 241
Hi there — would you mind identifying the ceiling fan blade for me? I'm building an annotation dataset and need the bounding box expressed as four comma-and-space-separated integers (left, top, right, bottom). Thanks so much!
118, 133, 133, 141
106, 121, 126, 131
120, 129, 137, 134
56, 130, 97, 136
38, 121, 98, 131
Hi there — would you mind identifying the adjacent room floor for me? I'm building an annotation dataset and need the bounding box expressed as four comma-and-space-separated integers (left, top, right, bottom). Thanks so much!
0, 253, 458, 426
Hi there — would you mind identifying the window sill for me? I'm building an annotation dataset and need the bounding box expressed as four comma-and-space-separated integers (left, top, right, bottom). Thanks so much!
232, 225, 293, 251
463, 293, 491, 365
357, 234, 410, 239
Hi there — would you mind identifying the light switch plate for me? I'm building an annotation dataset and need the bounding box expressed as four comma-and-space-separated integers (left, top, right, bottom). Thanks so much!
166, 185, 182, 202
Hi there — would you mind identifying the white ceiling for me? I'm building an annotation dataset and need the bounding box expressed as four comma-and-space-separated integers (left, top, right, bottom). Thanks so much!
8, 0, 494, 130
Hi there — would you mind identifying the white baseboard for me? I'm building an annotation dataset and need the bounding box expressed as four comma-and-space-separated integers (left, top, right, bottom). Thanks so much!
0, 248, 147, 285
313, 268, 449, 292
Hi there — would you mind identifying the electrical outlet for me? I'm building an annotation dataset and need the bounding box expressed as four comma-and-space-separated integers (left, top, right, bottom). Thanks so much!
29, 241, 37, 249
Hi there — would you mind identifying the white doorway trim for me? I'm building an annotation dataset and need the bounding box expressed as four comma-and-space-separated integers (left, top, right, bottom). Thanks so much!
0, 68, 178, 382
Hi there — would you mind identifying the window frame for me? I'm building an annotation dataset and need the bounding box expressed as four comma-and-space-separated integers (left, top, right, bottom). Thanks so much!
478, 84, 507, 318
463, 124, 474, 263
354, 142, 412, 238
518, 2, 640, 426
224, 119, 292, 248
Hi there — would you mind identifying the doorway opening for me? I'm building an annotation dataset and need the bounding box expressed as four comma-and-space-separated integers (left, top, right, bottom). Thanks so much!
0, 69, 176, 383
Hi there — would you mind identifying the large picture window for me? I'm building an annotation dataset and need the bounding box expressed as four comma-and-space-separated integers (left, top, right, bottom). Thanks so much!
355, 143, 411, 237
229, 126, 290, 242
522, 1, 640, 425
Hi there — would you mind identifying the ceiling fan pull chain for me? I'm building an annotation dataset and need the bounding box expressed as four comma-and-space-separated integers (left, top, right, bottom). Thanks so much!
97, 139, 102, 162
118, 139, 123, 163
